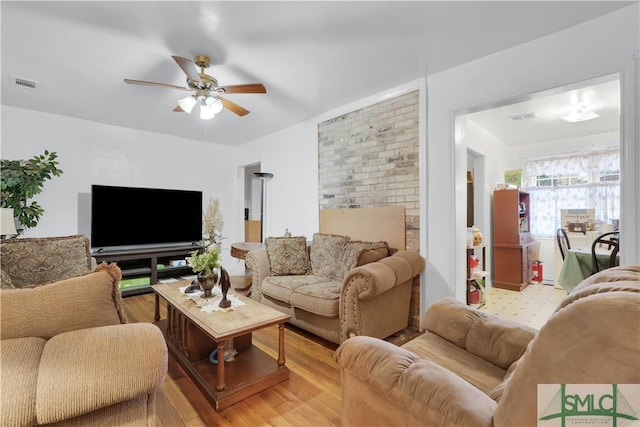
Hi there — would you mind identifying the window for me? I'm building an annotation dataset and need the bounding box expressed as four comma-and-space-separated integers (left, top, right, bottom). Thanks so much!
523, 149, 620, 237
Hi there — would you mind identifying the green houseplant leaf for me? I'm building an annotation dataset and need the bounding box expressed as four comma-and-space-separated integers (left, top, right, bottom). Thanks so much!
186, 245, 221, 276
0, 150, 63, 233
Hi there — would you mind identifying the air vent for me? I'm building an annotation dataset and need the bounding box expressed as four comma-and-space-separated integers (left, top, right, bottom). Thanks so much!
12, 76, 38, 90
509, 112, 538, 121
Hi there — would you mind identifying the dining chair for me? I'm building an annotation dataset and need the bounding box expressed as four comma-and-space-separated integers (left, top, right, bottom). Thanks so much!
556, 228, 571, 260
591, 231, 620, 273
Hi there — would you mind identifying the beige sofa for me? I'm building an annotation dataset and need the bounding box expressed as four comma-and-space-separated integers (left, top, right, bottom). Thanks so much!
0, 236, 168, 427
334, 265, 640, 427
245, 233, 425, 344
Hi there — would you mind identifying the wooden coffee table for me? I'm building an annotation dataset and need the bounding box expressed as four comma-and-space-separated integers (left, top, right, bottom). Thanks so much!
152, 281, 290, 411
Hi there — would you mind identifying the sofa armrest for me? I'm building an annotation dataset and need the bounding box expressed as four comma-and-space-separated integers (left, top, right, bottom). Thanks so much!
334, 336, 496, 427
35, 323, 168, 424
245, 248, 270, 301
340, 250, 424, 342
342, 250, 424, 300
423, 298, 536, 370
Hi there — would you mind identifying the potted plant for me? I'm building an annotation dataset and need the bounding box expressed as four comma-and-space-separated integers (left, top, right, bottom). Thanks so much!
0, 150, 63, 234
186, 245, 222, 298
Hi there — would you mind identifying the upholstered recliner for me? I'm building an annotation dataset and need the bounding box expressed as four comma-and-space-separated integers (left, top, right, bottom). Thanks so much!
0, 236, 168, 426
334, 266, 640, 427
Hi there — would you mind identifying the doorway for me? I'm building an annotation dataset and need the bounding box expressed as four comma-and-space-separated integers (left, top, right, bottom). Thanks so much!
243, 163, 262, 242
457, 73, 621, 289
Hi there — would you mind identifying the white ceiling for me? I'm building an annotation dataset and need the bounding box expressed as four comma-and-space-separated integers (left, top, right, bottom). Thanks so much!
1, 1, 632, 147
465, 76, 621, 147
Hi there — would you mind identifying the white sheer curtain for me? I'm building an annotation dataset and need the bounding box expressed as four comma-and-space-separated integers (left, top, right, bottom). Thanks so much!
524, 150, 620, 237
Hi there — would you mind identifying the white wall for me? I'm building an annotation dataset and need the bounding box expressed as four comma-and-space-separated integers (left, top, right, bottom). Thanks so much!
427, 4, 639, 309
0, 106, 243, 270
235, 80, 426, 242
463, 119, 511, 286
235, 120, 320, 241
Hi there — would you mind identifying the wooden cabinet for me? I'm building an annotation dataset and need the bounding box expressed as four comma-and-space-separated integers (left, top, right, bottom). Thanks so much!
493, 189, 540, 291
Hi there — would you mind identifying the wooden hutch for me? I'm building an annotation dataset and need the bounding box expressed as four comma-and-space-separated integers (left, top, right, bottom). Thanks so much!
492, 189, 540, 291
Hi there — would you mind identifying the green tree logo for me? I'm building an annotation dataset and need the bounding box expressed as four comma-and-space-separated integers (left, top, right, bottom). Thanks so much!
539, 384, 639, 427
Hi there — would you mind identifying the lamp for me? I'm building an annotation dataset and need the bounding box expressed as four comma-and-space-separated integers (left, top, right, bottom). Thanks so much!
560, 106, 599, 123
181, 95, 224, 120
199, 96, 223, 120
1, 208, 18, 238
252, 172, 274, 242
200, 103, 216, 120
178, 95, 198, 114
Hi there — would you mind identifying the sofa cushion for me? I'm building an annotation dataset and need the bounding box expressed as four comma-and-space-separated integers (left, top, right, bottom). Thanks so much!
290, 281, 341, 318
0, 235, 92, 288
265, 236, 311, 276
0, 337, 47, 427
261, 274, 330, 304
310, 233, 349, 280
0, 263, 126, 340
401, 332, 507, 395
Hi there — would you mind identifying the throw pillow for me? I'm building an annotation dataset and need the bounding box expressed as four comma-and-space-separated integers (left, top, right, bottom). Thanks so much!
0, 269, 15, 289
265, 236, 311, 276
356, 242, 389, 266
0, 262, 126, 340
0, 235, 92, 287
339, 240, 389, 280
310, 233, 349, 280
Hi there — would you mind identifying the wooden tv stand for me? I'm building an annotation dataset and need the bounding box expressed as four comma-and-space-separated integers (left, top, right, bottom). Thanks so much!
93, 245, 201, 296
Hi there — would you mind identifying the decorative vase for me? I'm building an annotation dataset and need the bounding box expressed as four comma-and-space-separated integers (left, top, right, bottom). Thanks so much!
198, 269, 219, 298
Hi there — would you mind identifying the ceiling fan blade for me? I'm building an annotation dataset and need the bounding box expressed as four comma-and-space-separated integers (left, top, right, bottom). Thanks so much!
218, 83, 267, 94
172, 55, 201, 83
173, 105, 184, 112
219, 97, 250, 116
124, 79, 190, 91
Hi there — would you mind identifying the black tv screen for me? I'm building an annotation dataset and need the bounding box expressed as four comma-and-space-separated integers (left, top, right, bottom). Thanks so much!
91, 184, 202, 251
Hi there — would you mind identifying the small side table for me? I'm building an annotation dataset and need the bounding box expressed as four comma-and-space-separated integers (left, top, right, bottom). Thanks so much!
230, 242, 264, 292
230, 242, 264, 260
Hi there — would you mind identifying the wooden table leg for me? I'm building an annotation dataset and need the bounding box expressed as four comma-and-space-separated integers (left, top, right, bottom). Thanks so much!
278, 323, 286, 366
216, 341, 226, 391
154, 294, 160, 321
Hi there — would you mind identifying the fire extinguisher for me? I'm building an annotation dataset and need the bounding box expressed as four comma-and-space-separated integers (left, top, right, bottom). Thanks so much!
532, 260, 543, 283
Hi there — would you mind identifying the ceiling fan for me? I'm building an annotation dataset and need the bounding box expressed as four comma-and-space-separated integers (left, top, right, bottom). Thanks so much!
124, 55, 266, 119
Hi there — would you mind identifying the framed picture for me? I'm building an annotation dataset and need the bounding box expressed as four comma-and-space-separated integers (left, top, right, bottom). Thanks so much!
504, 169, 522, 187
561, 208, 596, 232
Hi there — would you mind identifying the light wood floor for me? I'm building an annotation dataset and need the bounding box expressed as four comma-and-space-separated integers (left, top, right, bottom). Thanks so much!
124, 292, 341, 427
123, 284, 565, 426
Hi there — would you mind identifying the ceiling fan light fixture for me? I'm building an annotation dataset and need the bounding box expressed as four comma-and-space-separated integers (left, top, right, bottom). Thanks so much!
205, 96, 224, 114
178, 95, 197, 114
200, 103, 216, 120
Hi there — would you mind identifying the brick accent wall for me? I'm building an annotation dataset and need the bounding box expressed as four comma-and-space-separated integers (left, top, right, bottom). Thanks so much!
318, 90, 421, 329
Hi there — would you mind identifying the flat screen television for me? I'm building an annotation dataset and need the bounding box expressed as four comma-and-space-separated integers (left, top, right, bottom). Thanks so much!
91, 184, 202, 252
